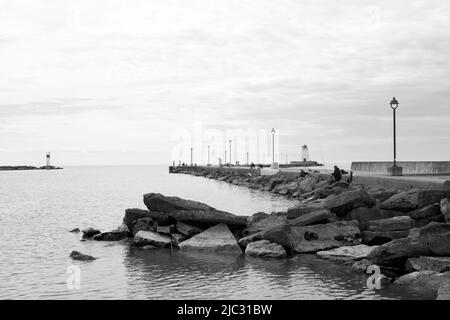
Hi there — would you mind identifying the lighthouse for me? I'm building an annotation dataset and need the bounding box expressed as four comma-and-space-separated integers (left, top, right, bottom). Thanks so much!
46, 152, 51, 168
301, 145, 310, 162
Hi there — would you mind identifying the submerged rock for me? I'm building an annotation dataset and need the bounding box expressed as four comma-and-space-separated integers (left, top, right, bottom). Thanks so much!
93, 230, 129, 241
244, 240, 287, 258
351, 258, 372, 273
69, 250, 96, 261
179, 223, 242, 254
69, 228, 80, 233
317, 244, 377, 262
289, 221, 361, 253
133, 230, 172, 248
82, 227, 101, 239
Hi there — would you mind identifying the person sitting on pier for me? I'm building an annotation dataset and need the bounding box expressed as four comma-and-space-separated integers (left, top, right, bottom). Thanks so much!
332, 165, 342, 182
299, 169, 308, 177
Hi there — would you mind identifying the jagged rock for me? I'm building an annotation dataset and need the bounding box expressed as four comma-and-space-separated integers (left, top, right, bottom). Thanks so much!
132, 217, 155, 235
414, 214, 445, 228
171, 233, 187, 246
288, 209, 333, 227
123, 208, 169, 232
345, 204, 383, 223
298, 177, 316, 193
244, 240, 287, 258
176, 221, 204, 237
93, 230, 129, 241
287, 203, 326, 219
82, 227, 101, 239
168, 210, 247, 228
441, 198, 450, 223
239, 224, 292, 253
179, 223, 242, 254
381, 189, 450, 213
325, 190, 376, 217
247, 212, 270, 224
317, 244, 377, 261
243, 214, 287, 236
267, 179, 285, 191
366, 216, 414, 232
437, 272, 450, 300
406, 256, 450, 273
69, 250, 96, 261
143, 193, 215, 212
366, 186, 397, 202
289, 221, 361, 253
273, 182, 298, 195
410, 204, 442, 220
367, 222, 450, 267
70, 228, 80, 233
394, 271, 444, 294
351, 258, 372, 273
133, 230, 172, 248
362, 230, 410, 245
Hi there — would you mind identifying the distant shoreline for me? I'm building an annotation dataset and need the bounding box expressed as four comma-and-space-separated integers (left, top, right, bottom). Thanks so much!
0, 166, 63, 171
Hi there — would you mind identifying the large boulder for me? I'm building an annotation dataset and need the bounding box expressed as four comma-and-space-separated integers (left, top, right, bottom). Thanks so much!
143, 193, 215, 212
132, 217, 155, 235
133, 230, 172, 248
69, 250, 96, 261
244, 240, 287, 258
287, 202, 326, 219
365, 216, 414, 232
393, 271, 445, 296
176, 221, 204, 238
441, 198, 450, 223
317, 244, 377, 262
243, 214, 287, 236
367, 222, 450, 267
406, 256, 450, 273
82, 227, 101, 239
381, 189, 450, 213
123, 208, 170, 231
366, 186, 397, 203
168, 210, 247, 228
297, 176, 316, 193
362, 230, 410, 245
288, 209, 333, 227
437, 272, 450, 300
239, 224, 293, 253
345, 204, 384, 223
325, 190, 376, 217
178, 223, 242, 254
410, 204, 442, 220
289, 221, 361, 253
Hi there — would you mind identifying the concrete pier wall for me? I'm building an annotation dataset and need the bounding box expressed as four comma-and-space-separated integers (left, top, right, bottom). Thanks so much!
351, 161, 450, 175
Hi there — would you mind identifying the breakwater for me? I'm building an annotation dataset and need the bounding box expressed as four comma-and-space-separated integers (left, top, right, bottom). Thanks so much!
0, 165, 63, 171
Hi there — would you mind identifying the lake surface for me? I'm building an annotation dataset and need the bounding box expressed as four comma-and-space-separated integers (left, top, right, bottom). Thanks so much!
0, 166, 426, 299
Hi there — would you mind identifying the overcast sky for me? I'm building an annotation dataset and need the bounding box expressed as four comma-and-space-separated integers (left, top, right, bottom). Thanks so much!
1, 0, 449, 166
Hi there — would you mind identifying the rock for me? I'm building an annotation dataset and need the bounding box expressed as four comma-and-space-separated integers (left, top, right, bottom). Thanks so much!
317, 244, 377, 262
176, 221, 204, 237
406, 256, 450, 273
239, 224, 293, 253
345, 204, 384, 223
325, 190, 376, 217
410, 203, 442, 220
441, 198, 450, 223
289, 221, 361, 253
366, 186, 397, 202
288, 209, 333, 227
69, 250, 96, 261
82, 227, 101, 239
171, 233, 187, 246
367, 222, 450, 267
362, 230, 410, 245
287, 203, 326, 219
132, 217, 155, 234
267, 179, 285, 191
394, 271, 444, 293
133, 230, 172, 248
273, 182, 298, 195
366, 216, 414, 232
437, 272, 450, 300
143, 193, 215, 212
179, 223, 242, 254
381, 189, 450, 213
351, 258, 372, 273
298, 177, 316, 193
69, 228, 80, 233
93, 230, 129, 241
247, 212, 270, 224
414, 214, 445, 228
243, 214, 287, 236
123, 208, 170, 232
244, 240, 287, 258
156, 225, 175, 234
169, 210, 247, 228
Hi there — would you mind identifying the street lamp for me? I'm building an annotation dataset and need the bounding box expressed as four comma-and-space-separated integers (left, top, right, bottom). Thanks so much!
271, 128, 275, 165
190, 147, 193, 166
207, 145, 210, 166
229, 139, 232, 165
389, 97, 402, 176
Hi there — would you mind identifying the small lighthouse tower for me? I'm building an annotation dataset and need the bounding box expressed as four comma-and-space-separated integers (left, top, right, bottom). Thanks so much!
46, 152, 51, 168
301, 145, 310, 162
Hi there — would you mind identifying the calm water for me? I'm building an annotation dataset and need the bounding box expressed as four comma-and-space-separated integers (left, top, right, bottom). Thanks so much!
0, 166, 426, 299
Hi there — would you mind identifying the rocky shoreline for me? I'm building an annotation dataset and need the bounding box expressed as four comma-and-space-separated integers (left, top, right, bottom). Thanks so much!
74, 166, 450, 300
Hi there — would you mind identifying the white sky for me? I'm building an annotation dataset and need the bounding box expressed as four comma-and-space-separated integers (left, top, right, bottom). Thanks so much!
1, 0, 449, 165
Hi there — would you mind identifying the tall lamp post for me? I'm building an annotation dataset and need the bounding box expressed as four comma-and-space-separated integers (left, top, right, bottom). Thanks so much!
190, 147, 193, 166
207, 145, 210, 166
229, 139, 232, 165
389, 97, 402, 176
270, 128, 276, 168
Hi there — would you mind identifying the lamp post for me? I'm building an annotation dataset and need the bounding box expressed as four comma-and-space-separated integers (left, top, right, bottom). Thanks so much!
271, 128, 276, 166
190, 147, 193, 166
207, 145, 210, 166
389, 97, 402, 176
229, 139, 232, 165
246, 152, 249, 166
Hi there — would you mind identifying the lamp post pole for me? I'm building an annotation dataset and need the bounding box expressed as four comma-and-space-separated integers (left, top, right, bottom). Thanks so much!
190, 147, 193, 166
389, 97, 402, 176
207, 145, 210, 166
229, 139, 232, 165
271, 128, 275, 165
246, 152, 249, 166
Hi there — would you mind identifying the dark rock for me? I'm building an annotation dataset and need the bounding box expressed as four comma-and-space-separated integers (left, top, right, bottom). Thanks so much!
132, 217, 155, 235
381, 189, 450, 213
288, 209, 333, 227
168, 210, 248, 228
243, 214, 287, 236
437, 272, 450, 300
93, 230, 129, 241
287, 203, 326, 219
69, 250, 96, 261
244, 240, 287, 258
351, 258, 372, 273
176, 221, 204, 237
366, 186, 397, 202
394, 271, 444, 296
366, 216, 414, 232
171, 233, 187, 246
345, 204, 383, 223
82, 227, 101, 239
362, 230, 410, 245
156, 225, 175, 234
441, 198, 450, 223
325, 190, 376, 217
239, 224, 293, 253
123, 208, 170, 232
414, 214, 445, 228
406, 256, 450, 273
247, 212, 270, 224
289, 221, 361, 253
367, 222, 450, 267
143, 193, 215, 212
267, 179, 285, 191
179, 223, 242, 254
133, 230, 172, 248
70, 228, 80, 233
410, 204, 442, 220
